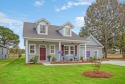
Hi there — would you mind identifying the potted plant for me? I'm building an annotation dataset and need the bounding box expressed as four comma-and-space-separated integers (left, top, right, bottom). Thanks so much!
47, 54, 51, 62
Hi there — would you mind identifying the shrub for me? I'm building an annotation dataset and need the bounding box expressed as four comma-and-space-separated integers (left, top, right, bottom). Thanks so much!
52, 57, 57, 62
89, 56, 96, 62
29, 55, 38, 64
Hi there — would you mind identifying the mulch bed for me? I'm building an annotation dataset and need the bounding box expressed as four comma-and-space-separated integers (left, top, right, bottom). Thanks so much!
51, 60, 91, 64
25, 62, 42, 66
83, 70, 112, 78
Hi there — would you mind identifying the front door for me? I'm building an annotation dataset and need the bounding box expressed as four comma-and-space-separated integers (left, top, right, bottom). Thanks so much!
40, 48, 46, 60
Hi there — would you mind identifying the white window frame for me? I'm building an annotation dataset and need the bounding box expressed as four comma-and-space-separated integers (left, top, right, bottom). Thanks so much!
94, 50, 98, 58
49, 45, 56, 54
29, 44, 36, 55
64, 45, 75, 56
39, 25, 48, 35
64, 28, 71, 36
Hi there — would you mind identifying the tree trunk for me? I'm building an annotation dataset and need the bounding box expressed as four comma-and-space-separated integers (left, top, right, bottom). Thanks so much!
104, 41, 108, 59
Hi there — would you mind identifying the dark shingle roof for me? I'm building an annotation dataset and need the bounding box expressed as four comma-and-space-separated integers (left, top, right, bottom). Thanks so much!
23, 22, 88, 41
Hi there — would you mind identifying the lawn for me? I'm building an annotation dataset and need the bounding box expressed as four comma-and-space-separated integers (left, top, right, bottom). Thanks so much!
0, 58, 125, 84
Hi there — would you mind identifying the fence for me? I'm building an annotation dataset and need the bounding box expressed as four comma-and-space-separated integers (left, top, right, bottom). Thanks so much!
107, 54, 123, 59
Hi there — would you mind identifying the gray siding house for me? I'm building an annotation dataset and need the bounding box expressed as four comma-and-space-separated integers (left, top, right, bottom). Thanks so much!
23, 18, 103, 63
0, 44, 8, 59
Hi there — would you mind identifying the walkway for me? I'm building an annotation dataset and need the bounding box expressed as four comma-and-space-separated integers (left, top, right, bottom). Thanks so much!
42, 60, 125, 66
102, 60, 125, 66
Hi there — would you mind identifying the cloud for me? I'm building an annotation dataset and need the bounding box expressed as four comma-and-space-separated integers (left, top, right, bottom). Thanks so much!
75, 16, 84, 27
0, 12, 23, 33
34, 0, 44, 7
55, 0, 91, 11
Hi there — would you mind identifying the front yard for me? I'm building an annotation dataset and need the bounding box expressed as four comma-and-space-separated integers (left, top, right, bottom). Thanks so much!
0, 58, 125, 84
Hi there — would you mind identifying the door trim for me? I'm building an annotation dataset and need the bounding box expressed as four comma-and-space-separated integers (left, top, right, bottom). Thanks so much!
39, 44, 47, 61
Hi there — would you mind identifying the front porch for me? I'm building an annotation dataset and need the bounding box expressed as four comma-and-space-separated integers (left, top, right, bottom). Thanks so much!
25, 39, 87, 63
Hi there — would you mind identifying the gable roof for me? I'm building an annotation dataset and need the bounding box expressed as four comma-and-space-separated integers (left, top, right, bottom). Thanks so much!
35, 18, 50, 25
84, 35, 104, 48
87, 35, 104, 47
57, 22, 74, 31
23, 22, 88, 42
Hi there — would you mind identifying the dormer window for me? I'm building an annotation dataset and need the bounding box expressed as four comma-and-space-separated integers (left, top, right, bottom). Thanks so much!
64, 28, 71, 36
39, 25, 48, 35
40, 25, 46, 33
35, 18, 50, 35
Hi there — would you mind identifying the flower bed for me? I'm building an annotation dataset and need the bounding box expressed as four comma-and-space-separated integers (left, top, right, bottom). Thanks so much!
83, 70, 112, 78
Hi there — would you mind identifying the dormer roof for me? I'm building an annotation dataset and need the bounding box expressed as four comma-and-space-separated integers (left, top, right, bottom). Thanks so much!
35, 18, 50, 25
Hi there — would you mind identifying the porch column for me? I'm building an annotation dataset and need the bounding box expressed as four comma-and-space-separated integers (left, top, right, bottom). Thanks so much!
78, 44, 81, 60
25, 40, 28, 63
84, 43, 87, 61
59, 42, 61, 61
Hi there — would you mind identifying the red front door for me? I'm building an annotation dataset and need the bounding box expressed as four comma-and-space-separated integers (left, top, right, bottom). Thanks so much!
40, 48, 46, 60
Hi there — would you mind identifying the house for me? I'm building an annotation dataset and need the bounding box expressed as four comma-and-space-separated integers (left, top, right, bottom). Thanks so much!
23, 18, 103, 63
0, 44, 8, 59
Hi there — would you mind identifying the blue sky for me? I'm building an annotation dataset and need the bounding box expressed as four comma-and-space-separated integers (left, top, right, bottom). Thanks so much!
0, 0, 106, 49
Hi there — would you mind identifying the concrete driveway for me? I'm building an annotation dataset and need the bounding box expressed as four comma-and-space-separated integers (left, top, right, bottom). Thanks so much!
102, 60, 125, 66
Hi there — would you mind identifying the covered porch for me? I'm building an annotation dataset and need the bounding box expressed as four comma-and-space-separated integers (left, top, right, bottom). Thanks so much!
25, 38, 88, 63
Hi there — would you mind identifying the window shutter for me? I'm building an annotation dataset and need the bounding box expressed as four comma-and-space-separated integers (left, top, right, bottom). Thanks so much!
61, 45, 64, 56
75, 45, 77, 55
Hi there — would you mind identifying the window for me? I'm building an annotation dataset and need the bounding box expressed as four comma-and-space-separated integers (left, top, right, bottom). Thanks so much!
40, 25, 46, 34
65, 28, 71, 36
64, 45, 75, 56
50, 45, 55, 54
94, 50, 98, 58
29, 44, 36, 55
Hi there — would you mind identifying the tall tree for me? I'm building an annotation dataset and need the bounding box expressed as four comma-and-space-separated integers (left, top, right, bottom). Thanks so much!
0, 26, 20, 47
82, 0, 123, 58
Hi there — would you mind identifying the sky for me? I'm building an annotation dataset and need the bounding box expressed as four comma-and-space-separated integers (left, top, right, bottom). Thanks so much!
0, 0, 122, 49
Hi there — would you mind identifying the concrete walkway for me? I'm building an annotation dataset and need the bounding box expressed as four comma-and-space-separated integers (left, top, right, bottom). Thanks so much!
102, 60, 125, 66
42, 62, 92, 66
42, 60, 125, 66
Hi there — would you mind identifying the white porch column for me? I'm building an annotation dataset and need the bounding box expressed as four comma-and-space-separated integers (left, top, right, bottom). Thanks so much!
25, 40, 28, 63
84, 43, 87, 61
59, 42, 61, 61
78, 44, 81, 60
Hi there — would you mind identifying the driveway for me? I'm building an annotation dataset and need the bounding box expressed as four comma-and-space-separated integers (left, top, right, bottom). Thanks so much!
102, 60, 125, 66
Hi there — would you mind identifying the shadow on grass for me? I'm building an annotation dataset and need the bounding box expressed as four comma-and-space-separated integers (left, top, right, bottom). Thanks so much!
3, 58, 25, 67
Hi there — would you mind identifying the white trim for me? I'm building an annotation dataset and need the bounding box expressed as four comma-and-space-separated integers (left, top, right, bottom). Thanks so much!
64, 28, 72, 37
87, 35, 104, 48
62, 22, 74, 28
49, 44, 56, 54
39, 44, 46, 48
29, 44, 36, 55
25, 40, 28, 63
94, 50, 98, 59
64, 45, 75, 56
39, 44, 47, 61
23, 37, 90, 43
84, 43, 87, 60
59, 42, 61, 61
38, 25, 48, 35
35, 18, 50, 25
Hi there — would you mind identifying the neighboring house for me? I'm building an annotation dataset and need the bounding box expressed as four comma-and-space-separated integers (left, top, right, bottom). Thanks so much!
0, 44, 8, 59
23, 18, 103, 63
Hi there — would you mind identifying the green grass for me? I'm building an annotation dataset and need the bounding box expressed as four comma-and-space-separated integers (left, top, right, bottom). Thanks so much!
0, 58, 125, 84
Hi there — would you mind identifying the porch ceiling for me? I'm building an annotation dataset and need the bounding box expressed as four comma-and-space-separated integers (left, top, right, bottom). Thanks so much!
24, 37, 89, 44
